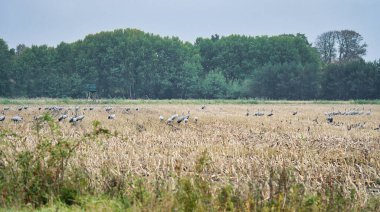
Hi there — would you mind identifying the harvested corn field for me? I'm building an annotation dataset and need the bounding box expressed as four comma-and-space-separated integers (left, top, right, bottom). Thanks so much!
1, 103, 379, 210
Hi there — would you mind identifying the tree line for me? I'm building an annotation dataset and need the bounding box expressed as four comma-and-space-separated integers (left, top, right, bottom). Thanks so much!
0, 28, 379, 99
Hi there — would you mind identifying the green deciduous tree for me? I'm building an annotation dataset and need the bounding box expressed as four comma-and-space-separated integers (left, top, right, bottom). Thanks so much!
336, 30, 367, 62
0, 39, 12, 96
200, 71, 228, 99
321, 60, 379, 100
315, 30, 367, 64
249, 63, 320, 100
315, 31, 338, 63
0, 28, 377, 100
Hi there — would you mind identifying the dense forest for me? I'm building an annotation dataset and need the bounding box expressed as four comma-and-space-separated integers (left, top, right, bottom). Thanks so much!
0, 28, 379, 99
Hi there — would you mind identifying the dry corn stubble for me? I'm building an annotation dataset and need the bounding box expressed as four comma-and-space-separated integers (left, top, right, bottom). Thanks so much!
1, 103, 379, 204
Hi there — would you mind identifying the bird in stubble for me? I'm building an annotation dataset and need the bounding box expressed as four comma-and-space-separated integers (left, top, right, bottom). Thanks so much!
11, 115, 23, 123
69, 117, 77, 123
326, 116, 333, 124
108, 114, 116, 119
58, 113, 68, 122
167, 114, 178, 125
254, 109, 264, 116
159, 115, 164, 122
76, 115, 85, 121
0, 112, 5, 122
267, 109, 273, 117
373, 124, 379, 131
69, 113, 85, 123
177, 111, 190, 124
105, 107, 112, 112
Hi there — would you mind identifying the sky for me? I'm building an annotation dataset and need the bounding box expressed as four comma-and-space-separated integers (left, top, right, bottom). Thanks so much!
1, 0, 379, 61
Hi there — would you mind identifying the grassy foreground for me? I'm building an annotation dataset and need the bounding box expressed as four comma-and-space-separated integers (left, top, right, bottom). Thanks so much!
0, 103, 380, 211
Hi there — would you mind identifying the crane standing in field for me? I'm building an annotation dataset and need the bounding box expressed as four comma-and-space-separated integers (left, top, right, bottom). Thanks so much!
267, 109, 273, 117
105, 107, 112, 112
254, 109, 264, 116
0, 112, 5, 122
326, 116, 333, 124
108, 113, 116, 119
374, 125, 380, 131
177, 111, 190, 124
69, 106, 85, 124
167, 113, 178, 125
58, 113, 68, 122
76, 115, 85, 121
11, 115, 23, 123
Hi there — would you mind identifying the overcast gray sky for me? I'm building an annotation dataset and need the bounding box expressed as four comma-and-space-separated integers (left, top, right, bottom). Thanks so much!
1, 0, 379, 60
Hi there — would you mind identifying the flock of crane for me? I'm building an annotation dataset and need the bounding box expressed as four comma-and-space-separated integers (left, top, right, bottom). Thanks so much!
324, 107, 372, 117
0, 105, 199, 125
245, 109, 274, 117
324, 107, 372, 123
322, 107, 379, 130
0, 105, 378, 131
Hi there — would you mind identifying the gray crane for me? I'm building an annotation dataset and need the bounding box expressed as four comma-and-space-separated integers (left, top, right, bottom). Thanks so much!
69, 112, 85, 123
267, 110, 273, 117
167, 114, 178, 125
254, 109, 264, 116
159, 115, 164, 122
69, 117, 77, 123
76, 115, 85, 121
374, 125, 380, 131
108, 114, 116, 119
34, 115, 43, 120
11, 115, 22, 123
0, 112, 5, 122
177, 111, 190, 124
58, 114, 68, 122
326, 116, 333, 124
